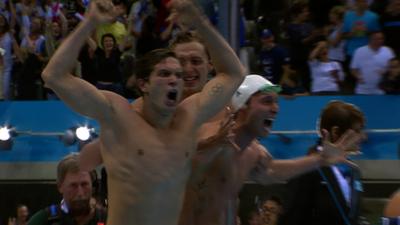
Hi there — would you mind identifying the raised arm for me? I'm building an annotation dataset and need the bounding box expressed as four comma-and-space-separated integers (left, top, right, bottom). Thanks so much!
309, 41, 326, 61
42, 0, 119, 121
171, 0, 245, 125
252, 129, 364, 184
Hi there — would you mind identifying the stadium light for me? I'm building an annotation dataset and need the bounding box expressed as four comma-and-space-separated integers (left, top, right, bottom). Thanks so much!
0, 125, 16, 150
60, 126, 97, 147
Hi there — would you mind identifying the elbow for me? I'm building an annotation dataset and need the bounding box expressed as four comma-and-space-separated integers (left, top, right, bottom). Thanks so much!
235, 65, 247, 83
41, 68, 56, 88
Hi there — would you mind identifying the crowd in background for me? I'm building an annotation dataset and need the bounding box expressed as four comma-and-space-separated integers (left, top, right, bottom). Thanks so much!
0, 0, 399, 101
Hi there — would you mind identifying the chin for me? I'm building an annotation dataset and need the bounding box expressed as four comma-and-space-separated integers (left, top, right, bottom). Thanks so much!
258, 129, 270, 138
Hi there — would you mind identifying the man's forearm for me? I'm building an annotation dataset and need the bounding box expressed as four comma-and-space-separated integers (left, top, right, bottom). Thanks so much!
190, 10, 244, 79
268, 155, 323, 180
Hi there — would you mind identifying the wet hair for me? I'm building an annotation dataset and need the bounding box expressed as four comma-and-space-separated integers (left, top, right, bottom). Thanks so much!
319, 100, 365, 136
169, 31, 210, 59
135, 48, 177, 81
101, 33, 117, 49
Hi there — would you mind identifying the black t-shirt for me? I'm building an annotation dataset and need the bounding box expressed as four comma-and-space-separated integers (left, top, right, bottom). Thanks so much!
258, 45, 290, 84
94, 48, 123, 83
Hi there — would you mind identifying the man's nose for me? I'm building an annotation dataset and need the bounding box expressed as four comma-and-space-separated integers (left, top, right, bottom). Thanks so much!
168, 74, 180, 85
76, 185, 86, 196
271, 102, 279, 113
183, 62, 195, 73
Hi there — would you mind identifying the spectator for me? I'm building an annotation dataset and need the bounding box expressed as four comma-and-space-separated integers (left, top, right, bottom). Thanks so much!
44, 10, 69, 100
342, 0, 380, 59
282, 100, 367, 225
87, 33, 125, 95
327, 6, 347, 66
256, 28, 293, 89
259, 196, 283, 225
248, 210, 262, 225
380, 0, 400, 57
135, 15, 164, 57
309, 41, 345, 95
350, 31, 394, 95
95, 1, 128, 47
380, 57, 400, 94
15, 15, 46, 100
0, 13, 13, 100
160, 8, 187, 44
26, 153, 107, 225
8, 204, 29, 225
342, 0, 381, 92
128, 0, 155, 38
285, 1, 325, 91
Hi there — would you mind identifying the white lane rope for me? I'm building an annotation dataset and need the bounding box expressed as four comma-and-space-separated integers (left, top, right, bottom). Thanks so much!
271, 128, 400, 135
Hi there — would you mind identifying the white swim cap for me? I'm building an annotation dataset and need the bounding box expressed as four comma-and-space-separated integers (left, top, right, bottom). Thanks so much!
231, 74, 281, 111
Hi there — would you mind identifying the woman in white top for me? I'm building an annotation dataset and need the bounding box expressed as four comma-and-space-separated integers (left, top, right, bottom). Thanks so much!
309, 41, 345, 95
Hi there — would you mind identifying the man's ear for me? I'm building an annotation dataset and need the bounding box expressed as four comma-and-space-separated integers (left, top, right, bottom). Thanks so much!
136, 78, 148, 94
207, 60, 214, 74
330, 126, 340, 142
57, 182, 63, 194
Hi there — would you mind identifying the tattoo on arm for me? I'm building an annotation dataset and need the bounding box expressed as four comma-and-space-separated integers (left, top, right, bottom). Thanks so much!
208, 83, 224, 96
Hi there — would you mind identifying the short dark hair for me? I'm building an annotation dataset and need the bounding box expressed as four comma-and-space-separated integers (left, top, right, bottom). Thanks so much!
169, 31, 210, 59
368, 31, 384, 40
57, 153, 81, 184
135, 48, 177, 81
100, 33, 117, 49
319, 101, 365, 136
57, 153, 95, 184
262, 195, 283, 206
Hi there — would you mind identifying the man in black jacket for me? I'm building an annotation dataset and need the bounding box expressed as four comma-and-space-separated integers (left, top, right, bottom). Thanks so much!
27, 153, 106, 225
282, 100, 367, 225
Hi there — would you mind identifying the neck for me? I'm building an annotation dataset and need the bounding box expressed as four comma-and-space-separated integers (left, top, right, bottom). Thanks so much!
232, 125, 257, 150
105, 50, 112, 57
141, 97, 174, 128
320, 57, 329, 62
369, 45, 380, 51
74, 208, 95, 225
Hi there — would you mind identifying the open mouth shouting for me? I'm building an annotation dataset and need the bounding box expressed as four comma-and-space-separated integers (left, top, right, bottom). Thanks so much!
263, 118, 274, 132
165, 89, 179, 107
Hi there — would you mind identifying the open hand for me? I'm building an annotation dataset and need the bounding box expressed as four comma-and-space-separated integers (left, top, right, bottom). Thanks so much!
320, 129, 364, 167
